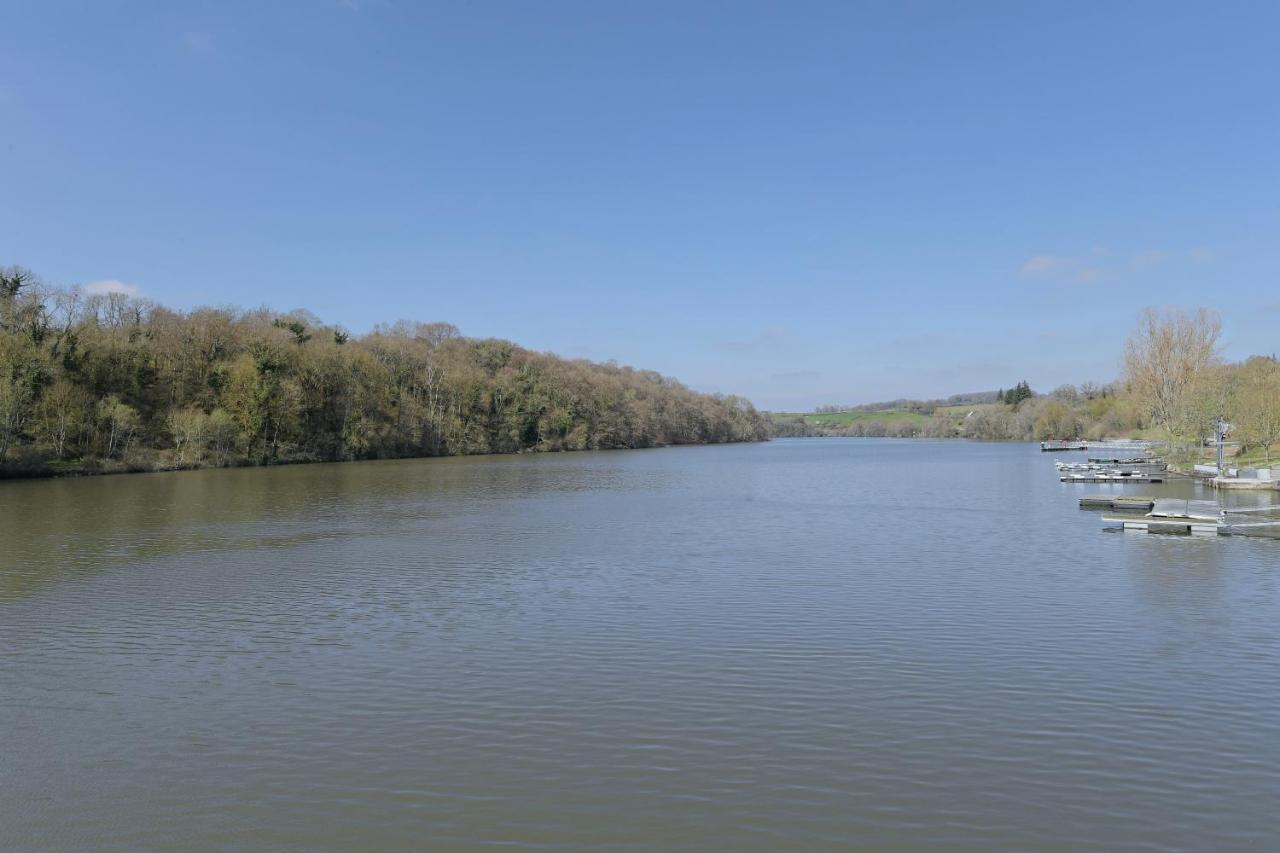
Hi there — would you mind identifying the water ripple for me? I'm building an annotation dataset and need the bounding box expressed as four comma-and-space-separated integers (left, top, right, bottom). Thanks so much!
2, 441, 1278, 850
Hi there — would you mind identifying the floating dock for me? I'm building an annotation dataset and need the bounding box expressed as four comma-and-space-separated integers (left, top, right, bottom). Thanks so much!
1219, 506, 1280, 536
1103, 517, 1280, 537
1041, 440, 1088, 452
1098, 499, 1280, 537
1061, 474, 1164, 483
1058, 461, 1167, 472
1104, 515, 1223, 536
1079, 495, 1155, 511
1103, 499, 1224, 536
1041, 439, 1160, 455
1223, 521, 1280, 538
1088, 441, 1159, 453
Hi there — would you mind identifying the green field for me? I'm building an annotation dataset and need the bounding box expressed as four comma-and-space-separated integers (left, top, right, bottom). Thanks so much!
934, 402, 1001, 417
773, 402, 1009, 429
775, 410, 932, 428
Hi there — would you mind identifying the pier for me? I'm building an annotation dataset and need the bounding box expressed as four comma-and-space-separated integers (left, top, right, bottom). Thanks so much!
1102, 499, 1224, 536
1079, 495, 1155, 511
1098, 498, 1280, 537
1104, 515, 1223, 536
1060, 473, 1164, 483
1041, 439, 1161, 456
1057, 461, 1166, 472
1040, 440, 1087, 452
1212, 468, 1279, 490
1046, 441, 1280, 538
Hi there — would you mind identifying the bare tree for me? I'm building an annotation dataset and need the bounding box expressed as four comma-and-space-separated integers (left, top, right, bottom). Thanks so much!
1123, 307, 1221, 439
0, 266, 36, 331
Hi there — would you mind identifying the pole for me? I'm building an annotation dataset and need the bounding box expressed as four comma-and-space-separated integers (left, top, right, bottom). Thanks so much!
1216, 416, 1226, 472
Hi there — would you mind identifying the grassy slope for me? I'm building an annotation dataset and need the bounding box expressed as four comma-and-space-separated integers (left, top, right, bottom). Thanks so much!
772, 410, 931, 427
934, 403, 1000, 417
773, 404, 1002, 427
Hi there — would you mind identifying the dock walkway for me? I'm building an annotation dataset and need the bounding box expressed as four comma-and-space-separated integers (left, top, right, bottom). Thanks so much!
1079, 495, 1155, 511
1061, 474, 1164, 483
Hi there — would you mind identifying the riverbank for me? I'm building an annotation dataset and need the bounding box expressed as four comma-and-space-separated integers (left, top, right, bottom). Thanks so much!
767, 400, 1113, 441
1, 268, 771, 476
0, 435, 771, 481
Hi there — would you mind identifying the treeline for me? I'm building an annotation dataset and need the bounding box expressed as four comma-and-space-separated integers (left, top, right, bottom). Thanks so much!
778, 306, 1280, 464
931, 383, 1136, 442
1122, 308, 1280, 464
813, 390, 1000, 416
773, 383, 1136, 442
995, 382, 1033, 406
954, 308, 1280, 465
0, 266, 769, 476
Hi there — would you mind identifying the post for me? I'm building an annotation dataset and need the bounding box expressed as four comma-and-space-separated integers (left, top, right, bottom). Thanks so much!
1216, 416, 1226, 472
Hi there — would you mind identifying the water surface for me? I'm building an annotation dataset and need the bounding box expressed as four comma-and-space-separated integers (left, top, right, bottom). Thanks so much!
3, 440, 1278, 850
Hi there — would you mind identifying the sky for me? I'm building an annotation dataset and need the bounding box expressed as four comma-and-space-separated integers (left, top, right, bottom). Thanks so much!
3, 1, 1278, 411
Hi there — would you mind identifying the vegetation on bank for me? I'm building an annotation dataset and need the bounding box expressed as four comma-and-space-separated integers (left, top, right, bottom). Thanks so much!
770, 389, 1133, 442
772, 306, 1280, 465
775, 410, 931, 431
811, 390, 999, 416
0, 266, 769, 477
4, 262, 1270, 478
1122, 307, 1280, 466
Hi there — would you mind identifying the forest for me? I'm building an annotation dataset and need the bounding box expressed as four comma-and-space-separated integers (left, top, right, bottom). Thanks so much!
5, 264, 1274, 478
0, 267, 770, 477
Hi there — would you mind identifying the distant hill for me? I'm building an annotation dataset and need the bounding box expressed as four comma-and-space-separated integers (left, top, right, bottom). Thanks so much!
812, 390, 1001, 416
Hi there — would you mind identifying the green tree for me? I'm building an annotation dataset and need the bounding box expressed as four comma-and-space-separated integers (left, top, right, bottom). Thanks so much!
96, 395, 139, 459
1230, 357, 1280, 464
1, 264, 772, 475
37, 377, 91, 459
168, 406, 210, 466
0, 336, 48, 463
206, 408, 238, 466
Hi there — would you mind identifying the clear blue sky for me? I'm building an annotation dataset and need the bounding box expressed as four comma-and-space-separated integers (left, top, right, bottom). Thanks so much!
4, 1, 1277, 410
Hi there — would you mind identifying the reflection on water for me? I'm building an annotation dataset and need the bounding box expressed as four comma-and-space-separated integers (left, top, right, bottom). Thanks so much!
2, 440, 1278, 850
0, 454, 669, 600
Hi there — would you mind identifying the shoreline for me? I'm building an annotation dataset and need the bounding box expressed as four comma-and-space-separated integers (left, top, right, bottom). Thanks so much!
0, 436, 772, 483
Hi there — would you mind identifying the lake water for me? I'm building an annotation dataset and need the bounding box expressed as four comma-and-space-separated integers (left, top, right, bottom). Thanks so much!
3, 439, 1279, 850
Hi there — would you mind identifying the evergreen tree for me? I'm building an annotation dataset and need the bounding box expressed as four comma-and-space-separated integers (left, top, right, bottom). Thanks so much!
1003, 381, 1034, 408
